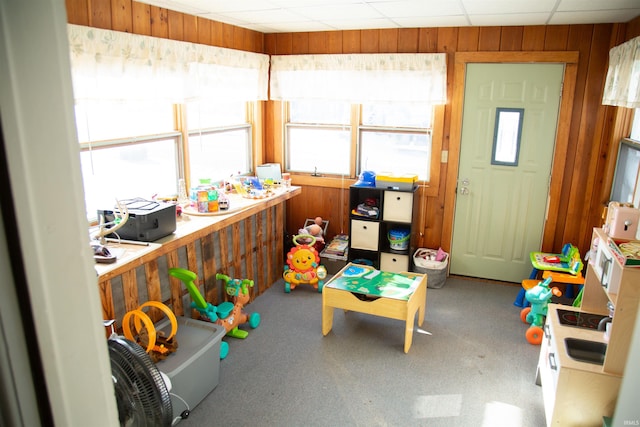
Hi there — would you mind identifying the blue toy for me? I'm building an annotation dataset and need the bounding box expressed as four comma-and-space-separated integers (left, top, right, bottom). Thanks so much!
520, 276, 561, 345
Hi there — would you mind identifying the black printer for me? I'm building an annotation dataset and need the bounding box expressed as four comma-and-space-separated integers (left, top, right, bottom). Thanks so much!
97, 199, 177, 242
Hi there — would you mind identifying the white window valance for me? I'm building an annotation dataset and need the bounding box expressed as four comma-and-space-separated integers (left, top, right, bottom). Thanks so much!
67, 24, 269, 103
602, 36, 640, 108
270, 53, 447, 104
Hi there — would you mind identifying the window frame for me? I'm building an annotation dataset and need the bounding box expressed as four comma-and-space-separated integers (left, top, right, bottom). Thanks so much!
277, 101, 444, 197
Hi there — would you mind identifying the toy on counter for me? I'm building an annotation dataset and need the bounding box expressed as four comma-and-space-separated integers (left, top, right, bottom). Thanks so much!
520, 276, 561, 345
283, 234, 328, 293
168, 268, 260, 359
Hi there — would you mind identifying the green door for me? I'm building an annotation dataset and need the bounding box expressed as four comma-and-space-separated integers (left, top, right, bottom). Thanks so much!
451, 63, 564, 283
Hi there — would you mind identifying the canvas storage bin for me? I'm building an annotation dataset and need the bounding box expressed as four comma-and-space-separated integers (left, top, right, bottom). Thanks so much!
413, 248, 449, 288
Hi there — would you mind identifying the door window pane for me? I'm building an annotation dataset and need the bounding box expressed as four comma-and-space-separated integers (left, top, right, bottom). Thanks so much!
491, 108, 524, 166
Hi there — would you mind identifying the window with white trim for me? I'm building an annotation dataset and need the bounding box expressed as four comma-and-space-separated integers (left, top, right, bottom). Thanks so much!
285, 101, 434, 180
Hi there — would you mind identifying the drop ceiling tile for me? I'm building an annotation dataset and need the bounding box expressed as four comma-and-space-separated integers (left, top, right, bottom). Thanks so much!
557, 0, 640, 12
324, 18, 403, 30
293, 4, 386, 21
371, 0, 465, 18
461, 0, 558, 14
549, 9, 640, 24
469, 13, 552, 26
392, 15, 472, 28
222, 8, 309, 25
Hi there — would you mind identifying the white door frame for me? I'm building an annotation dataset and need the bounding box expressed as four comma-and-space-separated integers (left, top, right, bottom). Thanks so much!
443, 51, 580, 256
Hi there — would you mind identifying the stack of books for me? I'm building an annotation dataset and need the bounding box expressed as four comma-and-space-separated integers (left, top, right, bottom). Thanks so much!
322, 234, 349, 258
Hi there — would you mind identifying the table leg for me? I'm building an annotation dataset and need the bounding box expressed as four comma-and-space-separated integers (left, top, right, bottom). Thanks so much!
322, 304, 334, 336
404, 315, 414, 353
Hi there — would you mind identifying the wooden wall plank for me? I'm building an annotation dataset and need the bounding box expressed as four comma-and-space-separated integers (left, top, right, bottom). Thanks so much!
183, 14, 198, 43
201, 233, 218, 305
233, 26, 246, 50
150, 6, 168, 39
186, 241, 198, 275
167, 10, 184, 41
343, 30, 362, 53
131, 2, 151, 36
308, 32, 328, 54
522, 26, 546, 51
361, 29, 380, 53
327, 31, 343, 53
275, 33, 293, 54
255, 211, 265, 292
478, 26, 501, 51
166, 249, 184, 315
544, 25, 569, 50
143, 260, 163, 322
457, 27, 479, 52
222, 23, 234, 48
398, 28, 419, 52
418, 28, 438, 53
110, 0, 132, 33
99, 279, 115, 321
89, 0, 112, 29
122, 269, 139, 313
211, 20, 224, 46
275, 204, 285, 281
196, 17, 211, 45
219, 228, 230, 273
266, 207, 275, 290
379, 28, 398, 52
500, 26, 523, 51
292, 32, 309, 54
232, 222, 242, 278
244, 217, 255, 299
66, 0, 90, 25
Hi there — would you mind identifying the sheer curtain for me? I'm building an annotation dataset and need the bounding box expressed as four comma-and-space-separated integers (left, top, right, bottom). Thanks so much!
602, 35, 640, 108
270, 53, 447, 104
67, 24, 270, 103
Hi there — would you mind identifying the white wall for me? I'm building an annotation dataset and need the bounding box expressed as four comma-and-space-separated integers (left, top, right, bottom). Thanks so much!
0, 0, 118, 425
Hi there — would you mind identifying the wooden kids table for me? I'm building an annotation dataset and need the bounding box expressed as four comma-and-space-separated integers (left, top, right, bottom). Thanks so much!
322, 263, 427, 353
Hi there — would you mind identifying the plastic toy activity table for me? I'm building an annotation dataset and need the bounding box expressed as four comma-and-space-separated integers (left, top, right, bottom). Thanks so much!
322, 263, 427, 353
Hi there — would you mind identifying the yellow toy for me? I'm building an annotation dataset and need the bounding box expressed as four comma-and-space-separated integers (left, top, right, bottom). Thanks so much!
283, 234, 328, 293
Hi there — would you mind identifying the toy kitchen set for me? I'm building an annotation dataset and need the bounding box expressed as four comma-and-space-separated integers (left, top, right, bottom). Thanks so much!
536, 202, 640, 427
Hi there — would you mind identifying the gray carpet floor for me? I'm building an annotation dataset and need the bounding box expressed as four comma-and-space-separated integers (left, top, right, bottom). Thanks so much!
175, 276, 546, 427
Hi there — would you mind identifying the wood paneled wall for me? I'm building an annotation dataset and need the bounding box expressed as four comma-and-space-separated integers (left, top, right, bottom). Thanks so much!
64, 0, 640, 269
266, 21, 640, 261
65, 0, 264, 52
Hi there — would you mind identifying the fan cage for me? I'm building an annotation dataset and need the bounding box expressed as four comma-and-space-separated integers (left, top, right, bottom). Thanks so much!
109, 337, 173, 427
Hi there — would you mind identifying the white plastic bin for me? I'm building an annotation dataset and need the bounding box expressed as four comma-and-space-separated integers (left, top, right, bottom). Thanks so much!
413, 248, 449, 288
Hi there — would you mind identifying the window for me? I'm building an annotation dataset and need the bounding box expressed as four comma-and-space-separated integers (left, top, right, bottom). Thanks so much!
285, 101, 434, 181
77, 99, 255, 221
187, 101, 252, 184
285, 100, 351, 175
360, 103, 433, 181
77, 101, 180, 220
